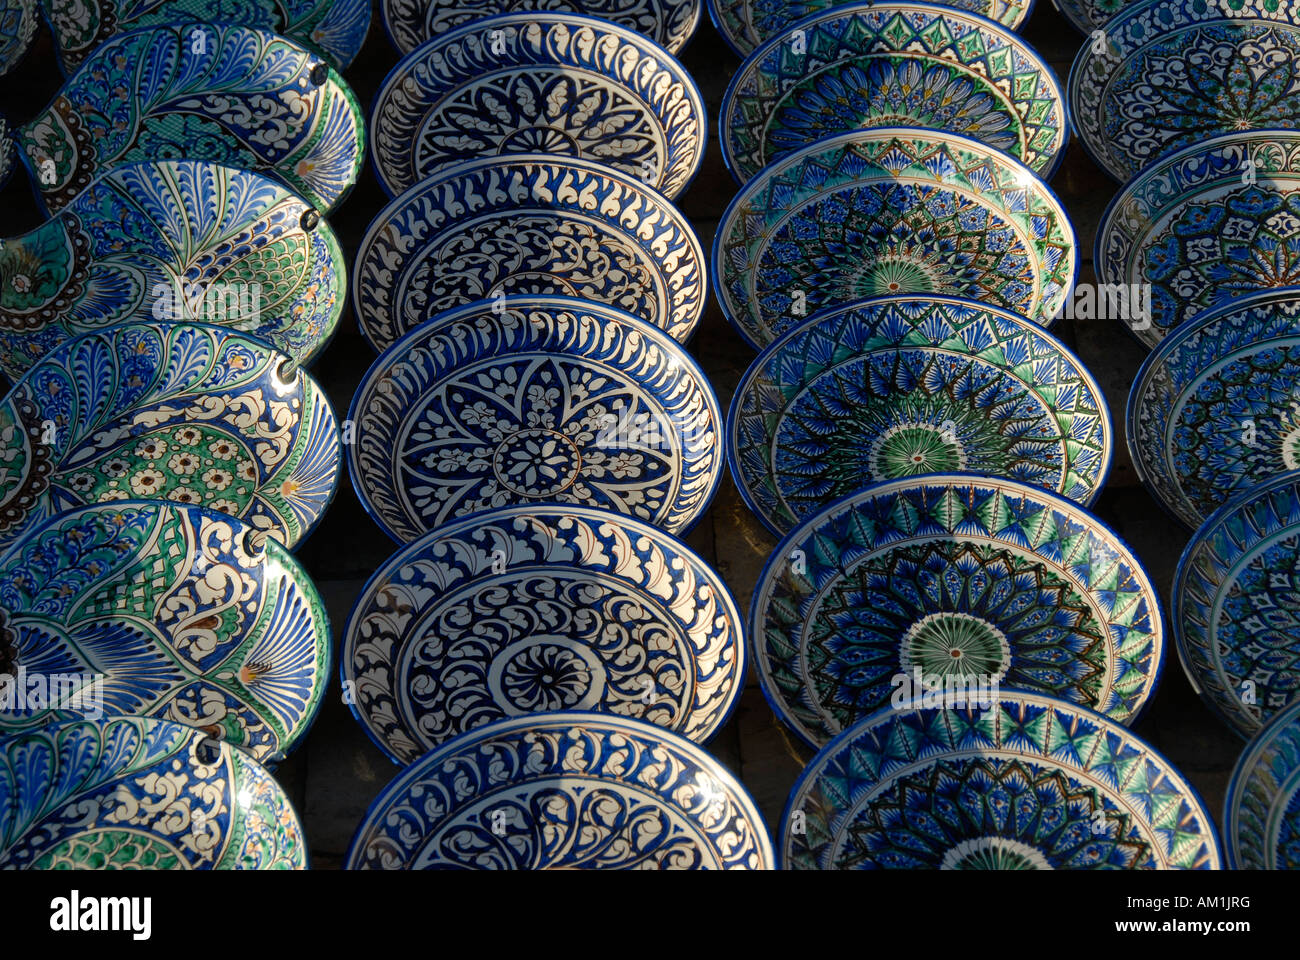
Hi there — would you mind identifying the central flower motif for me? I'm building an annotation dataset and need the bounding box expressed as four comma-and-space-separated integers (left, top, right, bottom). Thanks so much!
940, 836, 1054, 870
499, 642, 593, 712
492, 427, 582, 497
868, 422, 968, 478
899, 611, 1012, 687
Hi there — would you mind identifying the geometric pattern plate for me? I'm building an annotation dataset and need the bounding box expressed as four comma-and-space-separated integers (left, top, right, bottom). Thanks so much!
0, 716, 307, 868
1224, 696, 1300, 869
714, 127, 1076, 350
353, 154, 705, 353
0, 501, 330, 763
1127, 287, 1300, 528
728, 295, 1111, 535
369, 12, 706, 200
0, 321, 341, 553
721, 3, 1067, 183
348, 297, 722, 542
750, 474, 1164, 747
342, 504, 744, 764
0, 159, 346, 380
781, 691, 1222, 869
0, 0, 37, 77
1173, 471, 1300, 740
346, 713, 774, 869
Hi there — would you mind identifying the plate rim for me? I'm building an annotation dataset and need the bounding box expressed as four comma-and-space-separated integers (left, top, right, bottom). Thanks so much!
1223, 693, 1300, 869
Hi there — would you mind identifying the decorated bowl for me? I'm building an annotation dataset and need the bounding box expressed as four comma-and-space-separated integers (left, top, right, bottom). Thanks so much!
1224, 696, 1300, 868
0, 0, 37, 77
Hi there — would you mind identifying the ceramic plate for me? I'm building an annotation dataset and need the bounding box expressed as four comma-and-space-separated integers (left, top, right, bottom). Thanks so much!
1225, 697, 1300, 868
11, 22, 364, 215
1051, 0, 1131, 33
1175, 472, 1300, 742
347, 713, 774, 869
781, 692, 1221, 869
714, 128, 1076, 350
353, 155, 705, 353
752, 474, 1164, 748
0, 321, 341, 553
0, 716, 306, 868
381, 0, 702, 55
1096, 131, 1300, 350
1128, 288, 1300, 529
369, 12, 706, 200
0, 0, 37, 77
0, 159, 345, 381
707, 0, 1034, 56
0, 501, 330, 762
1069, 0, 1300, 182
729, 296, 1111, 535
348, 297, 722, 542
343, 504, 744, 764
46, 0, 372, 73
721, 3, 1067, 184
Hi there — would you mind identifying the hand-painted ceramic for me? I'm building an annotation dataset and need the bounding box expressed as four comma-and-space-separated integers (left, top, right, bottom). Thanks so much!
0, 716, 307, 868
1096, 131, 1300, 350
346, 713, 774, 869
381, 0, 702, 55
369, 12, 706, 200
0, 501, 329, 762
752, 474, 1163, 748
0, 159, 345, 381
1069, 0, 1300, 182
343, 504, 744, 764
721, 3, 1067, 184
44, 0, 372, 73
1051, 0, 1131, 33
348, 297, 722, 542
1174, 472, 1300, 743
10, 21, 364, 215
1225, 697, 1300, 868
0, 0, 38, 77
781, 692, 1221, 869
0, 322, 341, 554
1127, 288, 1300, 529
707, 0, 1033, 56
729, 296, 1112, 535
353, 155, 705, 353
714, 128, 1076, 349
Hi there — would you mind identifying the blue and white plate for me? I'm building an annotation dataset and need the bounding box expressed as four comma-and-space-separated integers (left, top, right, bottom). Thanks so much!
1174, 471, 1300, 740
721, 3, 1068, 183
729, 296, 1112, 535
782, 692, 1222, 869
343, 504, 744, 764
346, 713, 774, 869
348, 297, 722, 542
751, 474, 1164, 748
1225, 697, 1300, 868
714, 128, 1077, 350
381, 0, 702, 55
0, 716, 307, 868
0, 501, 330, 763
0, 322, 341, 553
353, 155, 705, 353
369, 12, 706, 200
0, 0, 37, 77
1069, 0, 1300, 182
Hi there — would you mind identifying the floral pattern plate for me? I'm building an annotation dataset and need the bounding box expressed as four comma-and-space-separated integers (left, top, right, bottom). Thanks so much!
0, 159, 345, 381
44, 0, 372, 73
343, 504, 744, 764
1096, 131, 1300, 350
0, 321, 341, 553
381, 0, 702, 55
0, 501, 330, 762
1174, 472, 1300, 741
729, 296, 1111, 535
0, 0, 38, 77
346, 713, 774, 869
751, 474, 1163, 748
721, 3, 1068, 183
9, 21, 364, 215
369, 12, 706, 200
1127, 288, 1300, 529
714, 128, 1076, 350
0, 716, 306, 868
781, 692, 1221, 869
1068, 0, 1300, 182
348, 297, 722, 542
353, 155, 705, 353
1224, 697, 1300, 868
